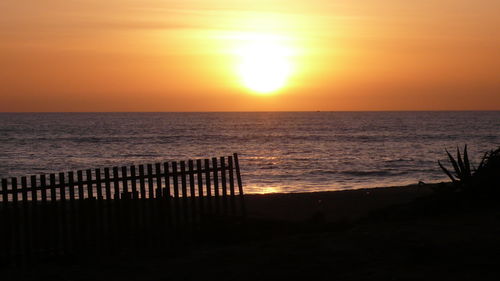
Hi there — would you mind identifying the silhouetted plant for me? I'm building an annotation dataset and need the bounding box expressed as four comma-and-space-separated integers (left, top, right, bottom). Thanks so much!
438, 145, 472, 184
474, 147, 500, 191
438, 145, 500, 193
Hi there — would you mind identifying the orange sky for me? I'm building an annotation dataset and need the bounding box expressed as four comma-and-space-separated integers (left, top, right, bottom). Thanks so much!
1, 0, 499, 111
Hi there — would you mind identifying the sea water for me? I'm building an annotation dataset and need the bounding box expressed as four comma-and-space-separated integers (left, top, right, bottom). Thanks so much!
1, 112, 499, 193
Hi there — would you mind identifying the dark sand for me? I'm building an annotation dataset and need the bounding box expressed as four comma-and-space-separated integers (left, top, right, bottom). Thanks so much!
5, 183, 500, 281
245, 184, 433, 222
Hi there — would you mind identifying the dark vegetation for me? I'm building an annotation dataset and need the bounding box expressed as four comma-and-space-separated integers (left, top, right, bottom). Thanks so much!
437, 145, 500, 194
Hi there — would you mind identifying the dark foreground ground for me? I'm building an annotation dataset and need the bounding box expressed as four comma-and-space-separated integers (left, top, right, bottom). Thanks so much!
4, 184, 500, 281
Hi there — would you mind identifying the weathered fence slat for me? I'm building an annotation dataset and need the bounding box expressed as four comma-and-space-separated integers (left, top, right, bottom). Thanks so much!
121, 167, 129, 199
196, 160, 203, 198
180, 161, 187, 199
77, 171, 84, 201
85, 170, 93, 200
163, 162, 170, 199
188, 160, 195, 197
68, 172, 75, 201
233, 153, 246, 215
95, 169, 103, 200
21, 177, 28, 203
1, 178, 7, 203
172, 162, 179, 200
188, 160, 197, 221
155, 163, 162, 199
104, 168, 111, 200
147, 164, 154, 199
59, 173, 66, 201
204, 159, 212, 213
204, 159, 211, 198
212, 157, 219, 214
30, 175, 38, 202
49, 174, 56, 202
12, 177, 18, 204
220, 157, 228, 213
228, 156, 236, 214
196, 159, 204, 214
40, 175, 47, 203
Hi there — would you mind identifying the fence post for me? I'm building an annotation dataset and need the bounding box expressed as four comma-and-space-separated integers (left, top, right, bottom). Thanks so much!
196, 159, 204, 215
95, 169, 103, 200
233, 153, 246, 216
147, 164, 154, 199
155, 163, 162, 199
228, 156, 236, 214
1, 179, 10, 262
188, 160, 197, 222
163, 162, 171, 200
104, 168, 111, 200
77, 171, 84, 200
212, 158, 219, 214
121, 167, 129, 199
220, 157, 228, 214
204, 159, 212, 213
86, 170, 93, 200
40, 174, 47, 203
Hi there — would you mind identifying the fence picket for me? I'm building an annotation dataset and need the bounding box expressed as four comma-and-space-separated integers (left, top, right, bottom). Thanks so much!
104, 168, 111, 200
197, 159, 205, 215
1, 179, 7, 203
121, 167, 128, 199
155, 163, 162, 198
86, 170, 93, 200
30, 176, 38, 202
68, 172, 75, 201
49, 174, 56, 202
147, 164, 154, 199
95, 169, 103, 200
21, 177, 28, 203
220, 157, 228, 213
172, 162, 179, 200
113, 167, 120, 200
58, 173, 66, 201
228, 156, 236, 214
130, 166, 137, 199
212, 158, 219, 214
188, 160, 197, 221
139, 165, 146, 199
77, 171, 84, 201
180, 161, 187, 199
163, 162, 170, 199
40, 175, 47, 203
188, 160, 196, 197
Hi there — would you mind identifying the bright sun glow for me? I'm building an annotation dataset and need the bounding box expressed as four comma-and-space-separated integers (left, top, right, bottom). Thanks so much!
236, 35, 294, 94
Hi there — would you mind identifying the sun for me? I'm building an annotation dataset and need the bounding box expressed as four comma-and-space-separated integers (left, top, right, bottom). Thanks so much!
236, 36, 293, 94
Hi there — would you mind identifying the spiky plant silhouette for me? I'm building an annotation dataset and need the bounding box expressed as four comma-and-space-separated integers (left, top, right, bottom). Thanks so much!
438, 145, 472, 184
438, 145, 500, 192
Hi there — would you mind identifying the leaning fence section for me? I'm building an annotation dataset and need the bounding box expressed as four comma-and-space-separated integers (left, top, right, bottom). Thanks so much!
0, 153, 245, 266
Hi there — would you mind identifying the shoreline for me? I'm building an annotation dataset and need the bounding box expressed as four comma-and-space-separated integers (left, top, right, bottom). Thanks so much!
245, 183, 435, 222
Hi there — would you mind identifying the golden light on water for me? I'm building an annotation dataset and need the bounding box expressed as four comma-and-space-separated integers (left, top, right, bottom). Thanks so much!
235, 34, 294, 94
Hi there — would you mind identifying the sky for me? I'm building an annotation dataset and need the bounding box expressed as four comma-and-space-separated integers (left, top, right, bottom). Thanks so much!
1, 0, 499, 111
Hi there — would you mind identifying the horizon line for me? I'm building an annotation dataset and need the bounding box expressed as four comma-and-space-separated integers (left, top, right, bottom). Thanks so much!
1, 110, 500, 114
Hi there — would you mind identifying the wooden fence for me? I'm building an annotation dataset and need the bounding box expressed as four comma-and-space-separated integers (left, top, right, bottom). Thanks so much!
0, 153, 245, 265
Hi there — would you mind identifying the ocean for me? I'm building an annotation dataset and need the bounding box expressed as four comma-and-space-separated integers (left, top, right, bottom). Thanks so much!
1, 112, 499, 193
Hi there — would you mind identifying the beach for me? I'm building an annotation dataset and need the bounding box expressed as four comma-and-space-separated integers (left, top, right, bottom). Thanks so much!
5, 182, 500, 281
245, 184, 433, 222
